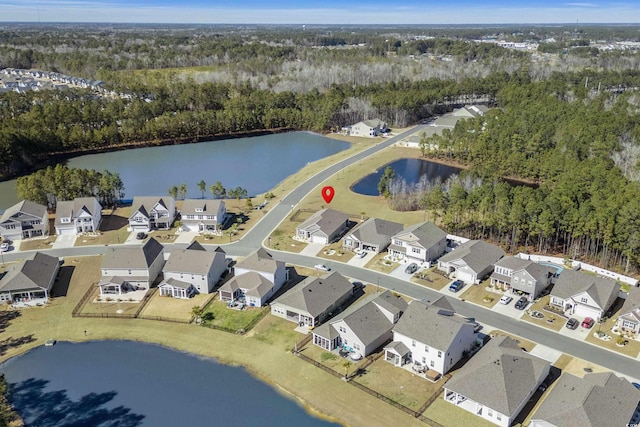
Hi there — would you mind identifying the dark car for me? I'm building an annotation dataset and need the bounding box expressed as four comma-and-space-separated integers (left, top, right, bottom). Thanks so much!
566, 318, 579, 330
136, 232, 147, 240
514, 296, 529, 310
449, 280, 464, 293
404, 263, 418, 274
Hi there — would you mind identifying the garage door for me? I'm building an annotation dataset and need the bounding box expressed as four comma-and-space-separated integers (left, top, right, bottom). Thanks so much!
311, 235, 327, 244
58, 227, 76, 236
573, 304, 601, 320
456, 271, 474, 285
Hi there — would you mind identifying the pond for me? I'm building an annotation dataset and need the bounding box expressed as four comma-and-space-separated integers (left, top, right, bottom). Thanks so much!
0, 340, 340, 427
0, 132, 350, 212
351, 158, 461, 196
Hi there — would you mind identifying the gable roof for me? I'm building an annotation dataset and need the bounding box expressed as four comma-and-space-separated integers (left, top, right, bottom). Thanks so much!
130, 197, 172, 218
493, 256, 555, 280
272, 271, 353, 318
164, 244, 225, 275
160, 278, 195, 290
1, 200, 47, 223
236, 248, 283, 274
297, 208, 349, 237
219, 271, 274, 298
619, 286, 640, 324
55, 197, 101, 227
393, 221, 447, 250
531, 372, 640, 427
102, 237, 164, 270
551, 269, 620, 310
181, 199, 224, 216
360, 118, 384, 128
348, 218, 403, 248
438, 240, 505, 273
0, 252, 59, 292
393, 299, 474, 351
445, 335, 549, 417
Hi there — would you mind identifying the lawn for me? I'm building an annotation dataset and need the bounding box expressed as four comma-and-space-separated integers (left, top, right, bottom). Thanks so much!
365, 252, 398, 274
202, 297, 269, 333
411, 268, 450, 291
424, 397, 496, 427
521, 296, 565, 332
74, 207, 131, 247
584, 316, 640, 358
317, 241, 355, 263
488, 330, 536, 352
265, 210, 311, 253
138, 292, 212, 321
459, 282, 500, 308
19, 235, 56, 251
298, 342, 368, 377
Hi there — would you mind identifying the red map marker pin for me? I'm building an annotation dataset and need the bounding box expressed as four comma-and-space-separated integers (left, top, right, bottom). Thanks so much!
321, 186, 335, 203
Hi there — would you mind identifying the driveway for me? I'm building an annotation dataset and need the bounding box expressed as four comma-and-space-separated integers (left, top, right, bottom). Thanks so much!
558, 321, 592, 341
529, 343, 563, 364
175, 231, 197, 245
300, 242, 324, 257
491, 299, 529, 320
347, 250, 374, 268
389, 263, 419, 281
52, 234, 77, 249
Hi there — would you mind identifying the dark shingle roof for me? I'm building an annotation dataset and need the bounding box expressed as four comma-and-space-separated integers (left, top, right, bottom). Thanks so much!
551, 269, 620, 310
0, 252, 59, 292
438, 240, 505, 273
102, 237, 164, 270
272, 271, 352, 318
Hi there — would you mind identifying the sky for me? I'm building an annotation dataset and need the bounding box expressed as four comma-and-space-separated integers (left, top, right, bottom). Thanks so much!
0, 0, 639, 25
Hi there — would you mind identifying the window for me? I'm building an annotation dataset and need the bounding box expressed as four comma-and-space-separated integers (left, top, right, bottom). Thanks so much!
412, 340, 416, 347
354, 343, 360, 350
421, 357, 426, 364
411, 247, 420, 254
424, 345, 429, 352
195, 208, 204, 212
437, 351, 442, 358
580, 297, 588, 303
430, 360, 434, 367
622, 320, 636, 329
496, 414, 502, 421
61, 218, 71, 223
487, 409, 493, 417
339, 326, 346, 333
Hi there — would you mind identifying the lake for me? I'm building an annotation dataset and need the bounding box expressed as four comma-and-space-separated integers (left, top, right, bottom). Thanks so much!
351, 158, 462, 196
0, 341, 340, 427
0, 132, 350, 212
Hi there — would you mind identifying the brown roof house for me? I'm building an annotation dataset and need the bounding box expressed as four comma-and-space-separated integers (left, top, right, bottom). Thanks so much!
295, 208, 351, 245
615, 286, 640, 338
98, 237, 165, 298
0, 200, 49, 241
342, 218, 403, 254
437, 240, 505, 284
219, 248, 287, 307
530, 372, 640, 427
0, 252, 60, 306
270, 271, 354, 328
128, 196, 176, 232
549, 269, 620, 322
54, 197, 102, 235
444, 335, 550, 427
159, 241, 228, 299
312, 290, 407, 359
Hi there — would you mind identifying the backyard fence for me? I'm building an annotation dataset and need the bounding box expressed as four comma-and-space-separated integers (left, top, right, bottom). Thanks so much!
136, 314, 193, 324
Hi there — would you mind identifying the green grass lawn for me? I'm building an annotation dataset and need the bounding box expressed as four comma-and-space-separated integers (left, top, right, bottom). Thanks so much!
202, 298, 269, 333
424, 398, 496, 427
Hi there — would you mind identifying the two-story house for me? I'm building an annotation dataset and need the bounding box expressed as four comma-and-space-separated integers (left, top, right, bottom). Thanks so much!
348, 119, 387, 137
387, 221, 447, 264
128, 197, 176, 232
342, 218, 403, 254
0, 200, 49, 241
180, 199, 226, 233
296, 208, 351, 245
437, 240, 505, 284
54, 197, 102, 235
616, 286, 640, 338
312, 290, 408, 359
159, 241, 228, 298
490, 256, 555, 301
384, 297, 476, 376
549, 269, 620, 322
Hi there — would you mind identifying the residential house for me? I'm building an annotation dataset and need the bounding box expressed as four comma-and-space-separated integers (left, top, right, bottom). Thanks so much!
296, 208, 351, 245
549, 269, 620, 321
54, 197, 102, 235
530, 372, 640, 427
490, 256, 555, 301
98, 237, 165, 296
180, 199, 227, 233
444, 336, 550, 427
342, 218, 403, 254
0, 200, 49, 241
437, 240, 505, 284
348, 119, 387, 137
388, 222, 447, 264
219, 248, 287, 307
0, 252, 60, 306
385, 297, 476, 376
616, 286, 640, 338
312, 290, 407, 358
159, 241, 227, 298
270, 271, 354, 327
453, 105, 489, 118
128, 196, 176, 232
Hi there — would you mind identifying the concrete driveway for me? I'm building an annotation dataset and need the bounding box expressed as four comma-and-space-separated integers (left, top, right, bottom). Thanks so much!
558, 320, 592, 341
52, 234, 77, 249
389, 263, 418, 281
347, 250, 374, 267
529, 343, 563, 364
300, 242, 324, 256
491, 299, 528, 320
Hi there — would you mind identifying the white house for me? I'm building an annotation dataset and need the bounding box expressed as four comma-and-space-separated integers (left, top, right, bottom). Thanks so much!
384, 297, 476, 376
388, 221, 447, 264
347, 119, 387, 137
616, 286, 640, 338
549, 269, 620, 322
180, 199, 226, 233
296, 208, 351, 245
437, 240, 505, 284
160, 241, 227, 298
490, 257, 555, 301
0, 200, 49, 241
342, 218, 404, 254
128, 196, 176, 232
444, 336, 550, 427
312, 291, 407, 359
0, 252, 60, 306
54, 197, 102, 235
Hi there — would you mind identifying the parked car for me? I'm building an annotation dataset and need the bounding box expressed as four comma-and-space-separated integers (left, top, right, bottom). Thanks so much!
357, 251, 367, 259
351, 281, 364, 290
314, 264, 330, 272
136, 232, 147, 240
404, 263, 418, 274
514, 296, 529, 310
632, 382, 640, 390
499, 295, 513, 305
581, 317, 595, 329
0, 242, 8, 252
566, 318, 579, 330
449, 280, 464, 293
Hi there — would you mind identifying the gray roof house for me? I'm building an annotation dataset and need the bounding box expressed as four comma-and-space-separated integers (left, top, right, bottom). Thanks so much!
180, 199, 226, 233
0, 200, 49, 241
347, 119, 387, 137
129, 196, 176, 232
296, 208, 351, 245
99, 237, 165, 296
159, 241, 227, 298
549, 269, 620, 322
54, 197, 102, 235
444, 335, 550, 427
342, 218, 403, 254
437, 240, 505, 284
270, 271, 354, 328
388, 221, 447, 264
0, 252, 60, 306
490, 256, 555, 301
220, 248, 287, 307
616, 286, 640, 338
530, 372, 640, 427
312, 290, 408, 358
385, 297, 476, 376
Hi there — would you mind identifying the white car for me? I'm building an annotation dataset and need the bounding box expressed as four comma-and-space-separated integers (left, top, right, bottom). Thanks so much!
314, 264, 330, 272
0, 242, 8, 252
499, 295, 513, 305
356, 251, 367, 259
